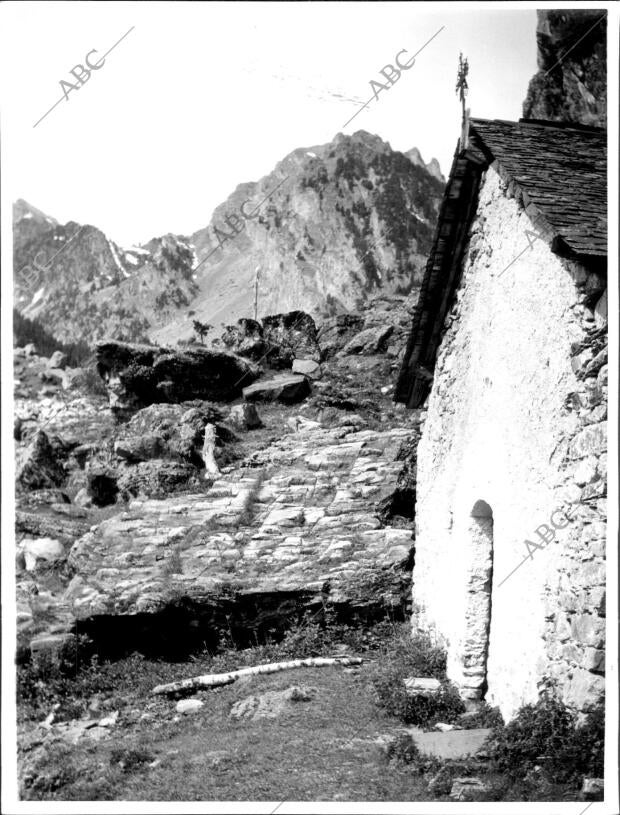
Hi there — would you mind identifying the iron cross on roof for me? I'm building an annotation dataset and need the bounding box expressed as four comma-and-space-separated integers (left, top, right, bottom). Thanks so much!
455, 52, 469, 119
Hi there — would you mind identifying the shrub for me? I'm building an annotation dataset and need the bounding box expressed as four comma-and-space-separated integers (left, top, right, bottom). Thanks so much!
457, 701, 504, 729
384, 733, 420, 764
109, 747, 155, 773
370, 629, 465, 727
74, 365, 107, 398
486, 693, 605, 784
373, 673, 464, 728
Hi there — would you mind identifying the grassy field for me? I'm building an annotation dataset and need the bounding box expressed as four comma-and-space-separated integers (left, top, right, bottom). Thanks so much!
20, 659, 438, 801
17, 623, 601, 803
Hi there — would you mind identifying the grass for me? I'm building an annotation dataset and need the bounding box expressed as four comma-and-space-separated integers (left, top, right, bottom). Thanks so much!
19, 660, 437, 801
16, 621, 601, 803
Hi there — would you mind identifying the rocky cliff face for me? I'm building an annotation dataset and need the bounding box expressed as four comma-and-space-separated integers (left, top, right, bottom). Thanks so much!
13, 201, 198, 345
14, 132, 443, 347
157, 131, 443, 344
522, 10, 606, 127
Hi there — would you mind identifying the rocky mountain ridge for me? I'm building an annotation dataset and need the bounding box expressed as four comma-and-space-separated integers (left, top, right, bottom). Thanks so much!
523, 9, 606, 127
14, 131, 443, 347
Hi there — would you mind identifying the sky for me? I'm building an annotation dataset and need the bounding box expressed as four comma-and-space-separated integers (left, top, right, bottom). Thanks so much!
0, 2, 538, 247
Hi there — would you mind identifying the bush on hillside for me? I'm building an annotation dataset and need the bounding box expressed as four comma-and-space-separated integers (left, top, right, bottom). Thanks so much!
485, 693, 604, 784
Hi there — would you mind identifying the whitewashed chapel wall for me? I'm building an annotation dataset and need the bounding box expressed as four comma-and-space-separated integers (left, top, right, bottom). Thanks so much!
412, 166, 606, 720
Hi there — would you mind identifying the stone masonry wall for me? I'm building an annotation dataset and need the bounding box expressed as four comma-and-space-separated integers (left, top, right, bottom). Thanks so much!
412, 165, 606, 721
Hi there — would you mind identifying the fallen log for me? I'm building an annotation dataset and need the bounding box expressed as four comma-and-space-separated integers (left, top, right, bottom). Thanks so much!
152, 656, 363, 696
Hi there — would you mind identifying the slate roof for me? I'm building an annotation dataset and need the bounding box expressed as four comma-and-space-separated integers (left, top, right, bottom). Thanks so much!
395, 118, 607, 407
469, 118, 607, 257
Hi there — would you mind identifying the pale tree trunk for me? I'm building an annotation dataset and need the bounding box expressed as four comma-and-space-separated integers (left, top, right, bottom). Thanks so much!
201, 423, 220, 478
152, 656, 363, 695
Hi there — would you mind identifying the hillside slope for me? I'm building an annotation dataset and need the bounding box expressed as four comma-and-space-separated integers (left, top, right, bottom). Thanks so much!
14, 132, 443, 346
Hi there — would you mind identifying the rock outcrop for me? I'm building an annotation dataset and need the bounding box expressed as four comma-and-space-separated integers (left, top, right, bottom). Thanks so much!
58, 420, 414, 657
95, 341, 260, 413
242, 374, 311, 404
221, 310, 321, 367
523, 10, 607, 127
16, 430, 68, 491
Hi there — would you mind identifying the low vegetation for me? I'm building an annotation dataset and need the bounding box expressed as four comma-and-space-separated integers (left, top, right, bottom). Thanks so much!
16, 615, 603, 803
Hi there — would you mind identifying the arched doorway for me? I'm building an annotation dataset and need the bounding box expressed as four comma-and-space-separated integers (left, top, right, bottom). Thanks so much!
460, 499, 494, 701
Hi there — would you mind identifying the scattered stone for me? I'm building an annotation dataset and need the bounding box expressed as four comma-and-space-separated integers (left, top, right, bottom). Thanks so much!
449, 777, 492, 802
287, 415, 321, 432
230, 685, 317, 720
176, 698, 204, 715
30, 633, 75, 662
582, 777, 604, 799
95, 340, 260, 414
48, 351, 68, 370
74, 488, 94, 508
16, 430, 66, 490
262, 311, 321, 367
22, 538, 65, 571
117, 459, 200, 500
317, 314, 365, 360
227, 402, 262, 430
342, 325, 394, 356
292, 358, 322, 378
403, 677, 442, 694
98, 710, 119, 727
243, 374, 311, 404
220, 318, 266, 360
114, 435, 165, 463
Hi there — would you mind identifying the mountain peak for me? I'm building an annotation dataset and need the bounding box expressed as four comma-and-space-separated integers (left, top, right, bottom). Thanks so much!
404, 148, 444, 183
13, 199, 58, 228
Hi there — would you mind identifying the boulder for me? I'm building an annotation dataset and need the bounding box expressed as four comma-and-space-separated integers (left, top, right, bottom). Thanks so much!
117, 460, 201, 499
242, 374, 311, 404
74, 488, 93, 508
95, 340, 260, 414
114, 434, 165, 463
317, 314, 365, 360
17, 489, 70, 509
449, 777, 492, 802
582, 777, 604, 800
287, 415, 321, 432
16, 430, 66, 490
115, 402, 228, 465
404, 677, 442, 695
292, 359, 322, 379
227, 403, 262, 430
48, 351, 68, 369
261, 311, 321, 368
230, 686, 317, 720
342, 325, 394, 356
30, 633, 75, 662
24, 343, 37, 357
22, 538, 65, 570
220, 318, 266, 361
